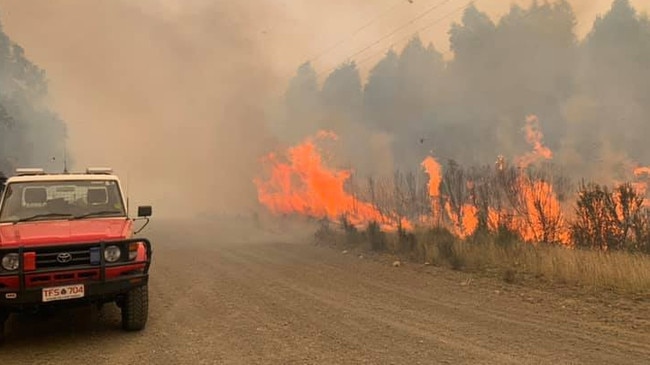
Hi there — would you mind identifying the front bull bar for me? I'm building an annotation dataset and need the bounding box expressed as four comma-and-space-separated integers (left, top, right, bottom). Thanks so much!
0, 238, 153, 292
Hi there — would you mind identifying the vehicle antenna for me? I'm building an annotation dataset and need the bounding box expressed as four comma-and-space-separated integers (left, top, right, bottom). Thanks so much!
63, 145, 69, 174
126, 169, 130, 215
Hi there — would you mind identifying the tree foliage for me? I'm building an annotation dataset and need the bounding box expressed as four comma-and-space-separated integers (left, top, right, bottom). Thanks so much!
571, 182, 650, 252
280, 1, 650, 253
0, 16, 67, 174
283, 0, 650, 183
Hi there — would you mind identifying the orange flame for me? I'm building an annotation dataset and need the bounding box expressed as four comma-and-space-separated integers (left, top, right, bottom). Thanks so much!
254, 131, 410, 231
516, 115, 553, 169
420, 156, 443, 226
632, 166, 650, 206
421, 155, 479, 238
417, 115, 570, 245
634, 167, 650, 176
444, 201, 479, 239
510, 177, 570, 245
421, 156, 442, 198
256, 116, 578, 247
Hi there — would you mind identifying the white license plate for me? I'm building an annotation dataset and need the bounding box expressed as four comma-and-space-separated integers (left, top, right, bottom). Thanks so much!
42, 284, 85, 302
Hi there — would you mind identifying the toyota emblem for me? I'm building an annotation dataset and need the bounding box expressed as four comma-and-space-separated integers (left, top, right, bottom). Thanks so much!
56, 252, 72, 263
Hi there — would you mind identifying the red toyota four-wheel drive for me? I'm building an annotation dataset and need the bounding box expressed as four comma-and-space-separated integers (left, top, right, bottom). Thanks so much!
0, 167, 153, 342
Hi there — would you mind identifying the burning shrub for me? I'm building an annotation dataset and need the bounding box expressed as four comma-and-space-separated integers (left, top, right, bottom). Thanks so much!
366, 221, 386, 251
440, 159, 478, 238
340, 214, 362, 245
429, 159, 570, 245
571, 182, 650, 252
493, 223, 521, 247
418, 226, 463, 269
256, 130, 650, 254
492, 165, 570, 245
397, 224, 417, 254
631, 210, 650, 254
314, 218, 335, 246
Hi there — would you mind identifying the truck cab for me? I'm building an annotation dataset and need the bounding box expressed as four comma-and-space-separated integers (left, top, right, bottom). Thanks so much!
0, 167, 153, 341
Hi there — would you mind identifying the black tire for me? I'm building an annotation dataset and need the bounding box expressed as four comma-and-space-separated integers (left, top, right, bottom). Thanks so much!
120, 285, 148, 331
0, 311, 8, 344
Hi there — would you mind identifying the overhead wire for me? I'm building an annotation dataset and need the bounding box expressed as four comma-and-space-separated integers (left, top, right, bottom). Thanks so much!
335, 0, 456, 64
354, 0, 477, 69
356, 0, 560, 70
317, 0, 553, 80
291, 0, 544, 87
282, 0, 409, 83
313, 0, 462, 80
307, 0, 408, 65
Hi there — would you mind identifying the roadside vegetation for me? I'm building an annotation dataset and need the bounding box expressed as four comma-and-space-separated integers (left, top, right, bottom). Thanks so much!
260, 0, 650, 295
313, 162, 650, 295
315, 218, 650, 294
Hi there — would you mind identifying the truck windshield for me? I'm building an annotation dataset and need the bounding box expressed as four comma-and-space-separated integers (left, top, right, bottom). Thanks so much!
0, 180, 126, 223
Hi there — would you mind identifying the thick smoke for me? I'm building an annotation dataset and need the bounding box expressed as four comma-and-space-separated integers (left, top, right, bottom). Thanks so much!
0, 20, 66, 175
0, 0, 648, 221
281, 0, 650, 187
0, 0, 290, 218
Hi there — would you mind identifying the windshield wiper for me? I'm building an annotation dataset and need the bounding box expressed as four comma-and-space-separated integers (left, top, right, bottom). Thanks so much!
12, 213, 74, 224
72, 210, 123, 220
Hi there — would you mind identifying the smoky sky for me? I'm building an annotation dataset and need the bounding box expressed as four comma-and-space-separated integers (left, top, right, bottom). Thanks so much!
280, 0, 650, 187
0, 0, 648, 217
0, 0, 289, 217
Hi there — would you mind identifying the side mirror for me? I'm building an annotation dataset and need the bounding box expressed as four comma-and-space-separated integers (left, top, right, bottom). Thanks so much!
137, 205, 152, 217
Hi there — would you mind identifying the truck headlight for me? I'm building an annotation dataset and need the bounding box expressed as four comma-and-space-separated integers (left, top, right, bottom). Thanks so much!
104, 245, 121, 263
1, 253, 19, 271
128, 243, 139, 260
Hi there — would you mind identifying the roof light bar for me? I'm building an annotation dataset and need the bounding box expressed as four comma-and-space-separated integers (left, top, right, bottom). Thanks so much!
86, 167, 113, 175
15, 168, 45, 176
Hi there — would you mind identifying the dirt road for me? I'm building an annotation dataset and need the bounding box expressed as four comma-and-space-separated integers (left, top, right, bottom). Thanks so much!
0, 219, 648, 364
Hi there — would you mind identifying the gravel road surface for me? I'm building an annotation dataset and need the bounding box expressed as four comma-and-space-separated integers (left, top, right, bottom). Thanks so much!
0, 219, 648, 364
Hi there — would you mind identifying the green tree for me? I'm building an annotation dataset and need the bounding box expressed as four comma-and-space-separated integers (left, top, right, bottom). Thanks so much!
283, 62, 322, 142
363, 49, 399, 132
363, 37, 445, 168
319, 62, 363, 140
0, 15, 67, 173
446, 2, 578, 162
579, 0, 650, 163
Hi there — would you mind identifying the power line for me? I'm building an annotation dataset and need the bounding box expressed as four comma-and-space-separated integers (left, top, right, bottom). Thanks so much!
314, 0, 462, 80
374, 0, 555, 67
308, 0, 408, 65
336, 0, 456, 64
317, 0, 460, 78
282, 0, 410, 83
282, 0, 454, 83
320, 0, 552, 79
288, 0, 552, 90
354, 1, 476, 69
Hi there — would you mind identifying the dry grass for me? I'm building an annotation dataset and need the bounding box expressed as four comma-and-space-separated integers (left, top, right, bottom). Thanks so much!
453, 240, 649, 293
317, 224, 650, 294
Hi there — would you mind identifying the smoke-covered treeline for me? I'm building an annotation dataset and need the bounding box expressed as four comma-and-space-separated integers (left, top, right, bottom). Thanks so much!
281, 0, 650, 184
0, 17, 66, 174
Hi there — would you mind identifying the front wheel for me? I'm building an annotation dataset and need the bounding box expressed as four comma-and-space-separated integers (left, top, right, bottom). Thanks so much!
0, 310, 9, 344
120, 285, 148, 331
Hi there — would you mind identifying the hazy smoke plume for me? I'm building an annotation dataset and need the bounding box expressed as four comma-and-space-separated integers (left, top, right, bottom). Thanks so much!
0, 0, 287, 218
0, 0, 649, 220
281, 0, 650, 187
0, 21, 66, 175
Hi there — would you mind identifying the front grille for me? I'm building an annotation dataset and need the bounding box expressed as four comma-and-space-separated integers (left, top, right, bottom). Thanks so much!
35, 245, 98, 269
27, 270, 99, 285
